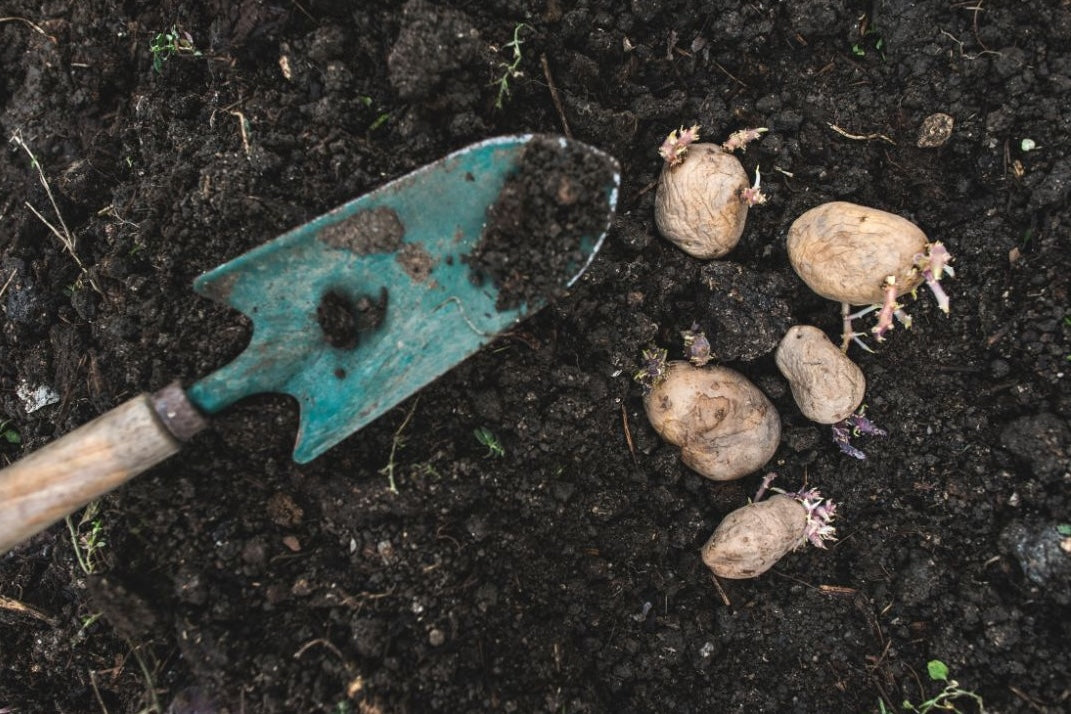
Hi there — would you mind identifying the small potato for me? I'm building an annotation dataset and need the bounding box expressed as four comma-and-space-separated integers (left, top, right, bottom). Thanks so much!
644, 362, 780, 481
787, 201, 928, 305
701, 494, 806, 579
775, 325, 865, 424
655, 143, 751, 259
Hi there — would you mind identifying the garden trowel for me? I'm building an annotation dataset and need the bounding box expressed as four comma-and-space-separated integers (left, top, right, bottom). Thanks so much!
0, 134, 620, 553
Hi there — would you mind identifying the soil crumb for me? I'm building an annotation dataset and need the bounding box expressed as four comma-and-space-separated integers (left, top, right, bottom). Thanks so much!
467, 135, 616, 310
397, 242, 436, 283
319, 207, 405, 255
316, 288, 388, 349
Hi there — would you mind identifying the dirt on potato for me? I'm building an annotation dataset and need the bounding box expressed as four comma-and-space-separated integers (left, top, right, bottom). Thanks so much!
1, 1, 1070, 713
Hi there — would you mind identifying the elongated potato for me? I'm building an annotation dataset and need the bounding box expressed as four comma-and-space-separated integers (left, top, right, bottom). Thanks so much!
643, 362, 780, 481
787, 201, 927, 305
775, 325, 865, 423
701, 494, 806, 579
655, 144, 750, 259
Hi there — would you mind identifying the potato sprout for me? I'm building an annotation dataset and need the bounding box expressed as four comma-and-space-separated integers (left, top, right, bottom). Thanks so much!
701, 475, 837, 579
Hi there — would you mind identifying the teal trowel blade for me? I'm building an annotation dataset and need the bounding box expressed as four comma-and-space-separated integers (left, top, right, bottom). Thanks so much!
187, 135, 619, 463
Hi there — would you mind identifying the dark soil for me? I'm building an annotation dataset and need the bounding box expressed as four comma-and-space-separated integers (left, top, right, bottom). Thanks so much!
2, 1, 1069, 713
468, 134, 617, 310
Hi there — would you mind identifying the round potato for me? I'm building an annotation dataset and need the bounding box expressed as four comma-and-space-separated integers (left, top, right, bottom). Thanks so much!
655, 143, 750, 259
701, 494, 807, 579
787, 201, 928, 305
643, 362, 780, 481
775, 325, 865, 423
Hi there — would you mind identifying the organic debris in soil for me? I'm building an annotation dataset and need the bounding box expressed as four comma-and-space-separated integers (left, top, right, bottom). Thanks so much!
467, 135, 616, 310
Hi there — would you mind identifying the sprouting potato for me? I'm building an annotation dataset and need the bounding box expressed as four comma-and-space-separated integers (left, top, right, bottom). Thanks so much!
786, 201, 927, 306
786, 201, 954, 344
775, 325, 865, 424
643, 361, 780, 481
701, 494, 807, 579
654, 126, 767, 259
655, 144, 749, 259
701, 481, 838, 580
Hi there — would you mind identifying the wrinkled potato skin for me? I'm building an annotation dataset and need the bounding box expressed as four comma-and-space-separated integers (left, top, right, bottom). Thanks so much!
787, 201, 928, 305
655, 144, 749, 259
643, 362, 780, 481
776, 325, 865, 423
701, 494, 807, 579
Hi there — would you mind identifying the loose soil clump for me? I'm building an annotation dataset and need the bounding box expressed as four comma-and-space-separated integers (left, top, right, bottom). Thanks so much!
468, 135, 617, 310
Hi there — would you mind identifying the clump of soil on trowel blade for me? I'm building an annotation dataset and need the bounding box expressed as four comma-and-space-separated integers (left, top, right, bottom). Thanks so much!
467, 135, 616, 310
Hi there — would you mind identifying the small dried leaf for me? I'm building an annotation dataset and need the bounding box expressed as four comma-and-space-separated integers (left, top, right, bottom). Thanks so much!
916, 113, 954, 148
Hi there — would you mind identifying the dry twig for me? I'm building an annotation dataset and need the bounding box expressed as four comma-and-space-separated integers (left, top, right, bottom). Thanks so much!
620, 404, 636, 462
709, 574, 732, 607
540, 53, 572, 138
127, 641, 162, 714
293, 637, 346, 661
0, 594, 56, 625
228, 109, 252, 156
0, 269, 16, 301
89, 669, 110, 714
0, 16, 57, 43
9, 130, 103, 295
827, 122, 895, 145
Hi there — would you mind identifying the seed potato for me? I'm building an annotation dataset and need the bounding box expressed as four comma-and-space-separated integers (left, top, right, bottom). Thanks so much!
775, 325, 865, 424
655, 143, 751, 259
787, 201, 928, 305
701, 494, 807, 579
643, 361, 780, 481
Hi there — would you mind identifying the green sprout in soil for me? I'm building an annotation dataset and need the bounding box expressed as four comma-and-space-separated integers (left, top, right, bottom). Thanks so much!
852, 15, 886, 60
73, 611, 103, 646
149, 26, 202, 73
65, 501, 107, 575
493, 23, 528, 109
359, 96, 390, 132
474, 427, 505, 458
369, 112, 391, 132
0, 418, 19, 444
880, 660, 985, 714
379, 399, 419, 494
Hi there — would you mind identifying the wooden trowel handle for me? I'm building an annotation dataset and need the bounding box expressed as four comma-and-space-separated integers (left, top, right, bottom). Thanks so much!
0, 383, 206, 553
